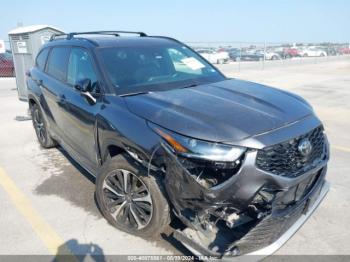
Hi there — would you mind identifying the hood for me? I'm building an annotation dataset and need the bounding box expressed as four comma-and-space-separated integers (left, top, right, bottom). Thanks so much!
124, 79, 313, 143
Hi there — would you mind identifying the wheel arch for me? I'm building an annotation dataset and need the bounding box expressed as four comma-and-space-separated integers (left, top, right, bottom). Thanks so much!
28, 94, 39, 109
97, 130, 162, 177
99, 139, 153, 172
104, 143, 127, 162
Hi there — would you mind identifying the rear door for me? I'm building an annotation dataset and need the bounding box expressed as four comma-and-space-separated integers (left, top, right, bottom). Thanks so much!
41, 46, 71, 140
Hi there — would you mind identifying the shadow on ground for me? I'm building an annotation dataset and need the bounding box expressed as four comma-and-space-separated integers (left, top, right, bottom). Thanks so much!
35, 147, 100, 217
54, 239, 105, 262
35, 146, 190, 256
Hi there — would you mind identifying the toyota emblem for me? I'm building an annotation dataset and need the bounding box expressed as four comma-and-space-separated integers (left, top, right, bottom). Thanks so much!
298, 138, 312, 156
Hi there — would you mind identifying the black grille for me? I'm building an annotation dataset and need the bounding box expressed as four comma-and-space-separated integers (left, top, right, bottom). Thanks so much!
233, 179, 324, 255
234, 199, 305, 254
256, 126, 326, 178
274, 171, 320, 209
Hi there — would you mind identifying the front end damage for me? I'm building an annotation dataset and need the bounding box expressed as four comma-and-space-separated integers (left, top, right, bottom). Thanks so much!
159, 126, 330, 257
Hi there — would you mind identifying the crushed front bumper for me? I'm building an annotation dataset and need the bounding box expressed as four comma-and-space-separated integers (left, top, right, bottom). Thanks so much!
176, 180, 329, 259
162, 138, 329, 257
247, 180, 329, 256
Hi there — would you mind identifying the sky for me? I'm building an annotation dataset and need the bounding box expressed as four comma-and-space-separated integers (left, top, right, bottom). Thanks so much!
1, 0, 349, 43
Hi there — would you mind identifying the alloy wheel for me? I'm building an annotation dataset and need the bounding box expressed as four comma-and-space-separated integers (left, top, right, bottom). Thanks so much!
33, 108, 46, 143
102, 169, 153, 230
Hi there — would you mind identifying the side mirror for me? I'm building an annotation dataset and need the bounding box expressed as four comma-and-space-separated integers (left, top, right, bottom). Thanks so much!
74, 78, 92, 92
74, 79, 97, 104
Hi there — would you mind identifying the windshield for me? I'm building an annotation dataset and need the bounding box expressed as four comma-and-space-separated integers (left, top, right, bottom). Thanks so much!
98, 43, 225, 95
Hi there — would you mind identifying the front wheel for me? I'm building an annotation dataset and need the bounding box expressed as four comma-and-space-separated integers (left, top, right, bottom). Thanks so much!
95, 154, 170, 237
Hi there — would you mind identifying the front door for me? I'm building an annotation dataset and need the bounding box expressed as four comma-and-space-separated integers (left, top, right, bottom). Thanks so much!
60, 47, 102, 171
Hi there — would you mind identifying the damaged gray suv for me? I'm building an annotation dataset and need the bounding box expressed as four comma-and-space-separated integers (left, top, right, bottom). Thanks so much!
27, 31, 329, 257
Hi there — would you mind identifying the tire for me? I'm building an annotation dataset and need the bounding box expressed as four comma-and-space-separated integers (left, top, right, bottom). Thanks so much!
31, 103, 57, 148
272, 55, 278, 60
95, 154, 170, 238
303, 53, 308, 57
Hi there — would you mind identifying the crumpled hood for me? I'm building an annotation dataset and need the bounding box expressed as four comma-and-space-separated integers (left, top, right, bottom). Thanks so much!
124, 79, 313, 142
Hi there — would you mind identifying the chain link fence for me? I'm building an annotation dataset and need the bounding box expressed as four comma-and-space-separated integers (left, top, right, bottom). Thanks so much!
1, 39, 350, 78
185, 41, 350, 71
0, 40, 15, 77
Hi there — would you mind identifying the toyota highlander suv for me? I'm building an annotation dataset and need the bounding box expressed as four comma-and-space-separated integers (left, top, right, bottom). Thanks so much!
26, 31, 329, 258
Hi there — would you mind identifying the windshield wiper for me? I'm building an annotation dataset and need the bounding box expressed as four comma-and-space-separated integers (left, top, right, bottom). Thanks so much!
181, 83, 199, 89
121, 82, 200, 96
120, 91, 150, 97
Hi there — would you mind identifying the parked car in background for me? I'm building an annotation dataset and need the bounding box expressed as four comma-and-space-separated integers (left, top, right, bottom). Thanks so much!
317, 46, 340, 56
228, 49, 264, 61
0, 51, 15, 77
196, 48, 229, 64
274, 47, 300, 59
256, 50, 281, 60
283, 48, 300, 58
338, 46, 350, 55
299, 47, 327, 57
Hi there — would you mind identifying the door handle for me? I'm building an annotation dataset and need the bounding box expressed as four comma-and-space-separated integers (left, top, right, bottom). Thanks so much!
57, 94, 66, 105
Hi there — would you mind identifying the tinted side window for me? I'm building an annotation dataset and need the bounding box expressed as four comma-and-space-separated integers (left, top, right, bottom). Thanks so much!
46, 47, 70, 81
67, 48, 97, 88
36, 48, 49, 71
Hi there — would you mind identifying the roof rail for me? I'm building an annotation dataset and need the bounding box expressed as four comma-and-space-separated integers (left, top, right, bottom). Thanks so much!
50, 31, 147, 41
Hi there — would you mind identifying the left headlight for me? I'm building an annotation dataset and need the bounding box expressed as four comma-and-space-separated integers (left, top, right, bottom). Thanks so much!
149, 123, 246, 162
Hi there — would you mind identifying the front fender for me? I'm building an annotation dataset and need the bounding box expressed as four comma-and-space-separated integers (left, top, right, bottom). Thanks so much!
96, 96, 162, 169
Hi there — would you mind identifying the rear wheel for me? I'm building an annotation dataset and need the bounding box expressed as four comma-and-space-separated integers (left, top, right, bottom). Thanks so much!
96, 154, 170, 237
31, 103, 56, 148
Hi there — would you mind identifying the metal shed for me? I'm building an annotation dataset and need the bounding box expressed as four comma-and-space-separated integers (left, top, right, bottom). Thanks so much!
8, 25, 63, 101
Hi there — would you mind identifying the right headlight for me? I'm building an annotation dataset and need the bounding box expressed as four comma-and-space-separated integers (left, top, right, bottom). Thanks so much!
149, 123, 246, 162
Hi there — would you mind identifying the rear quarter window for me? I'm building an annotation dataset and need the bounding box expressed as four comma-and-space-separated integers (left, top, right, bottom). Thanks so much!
46, 47, 70, 82
35, 48, 50, 71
